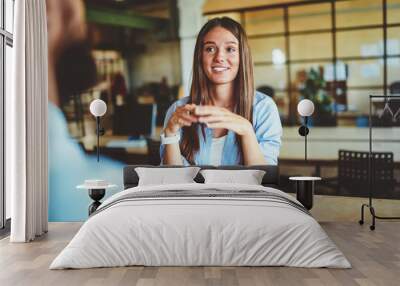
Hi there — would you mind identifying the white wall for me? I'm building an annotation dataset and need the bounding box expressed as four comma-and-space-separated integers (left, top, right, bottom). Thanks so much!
178, 0, 206, 96
131, 36, 181, 89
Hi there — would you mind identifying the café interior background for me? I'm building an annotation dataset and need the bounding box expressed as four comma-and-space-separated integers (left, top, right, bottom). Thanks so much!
58, 0, 400, 219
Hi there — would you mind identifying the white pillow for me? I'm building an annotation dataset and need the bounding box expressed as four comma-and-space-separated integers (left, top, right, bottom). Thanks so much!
135, 167, 201, 186
200, 169, 266, 185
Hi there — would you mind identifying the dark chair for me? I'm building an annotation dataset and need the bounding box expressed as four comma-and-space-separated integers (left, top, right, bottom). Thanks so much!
145, 137, 161, 165
389, 81, 400, 94
256, 85, 275, 99
113, 103, 157, 137
336, 150, 396, 198
94, 147, 129, 163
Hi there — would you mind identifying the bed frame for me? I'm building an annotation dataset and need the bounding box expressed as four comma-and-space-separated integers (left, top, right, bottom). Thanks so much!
123, 165, 280, 189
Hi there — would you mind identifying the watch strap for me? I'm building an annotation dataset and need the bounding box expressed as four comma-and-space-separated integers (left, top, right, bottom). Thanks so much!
160, 132, 181, 145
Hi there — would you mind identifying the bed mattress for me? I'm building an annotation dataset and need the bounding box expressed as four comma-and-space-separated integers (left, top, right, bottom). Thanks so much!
50, 183, 351, 269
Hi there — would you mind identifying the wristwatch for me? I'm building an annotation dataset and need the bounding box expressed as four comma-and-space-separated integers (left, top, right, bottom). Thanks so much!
160, 132, 181, 145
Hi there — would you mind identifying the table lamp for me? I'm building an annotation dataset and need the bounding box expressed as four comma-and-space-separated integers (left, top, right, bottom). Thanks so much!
297, 99, 314, 161
90, 99, 107, 162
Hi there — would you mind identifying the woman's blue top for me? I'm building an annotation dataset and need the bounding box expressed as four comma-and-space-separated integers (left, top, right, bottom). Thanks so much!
160, 91, 282, 165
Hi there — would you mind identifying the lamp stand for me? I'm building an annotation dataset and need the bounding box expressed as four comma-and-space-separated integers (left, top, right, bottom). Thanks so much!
304, 116, 308, 162
95, 116, 106, 162
298, 116, 310, 162
96, 116, 100, 162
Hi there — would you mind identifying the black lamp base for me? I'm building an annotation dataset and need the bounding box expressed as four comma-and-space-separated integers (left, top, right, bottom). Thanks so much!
298, 125, 309, 136
88, 188, 105, 215
295, 181, 314, 210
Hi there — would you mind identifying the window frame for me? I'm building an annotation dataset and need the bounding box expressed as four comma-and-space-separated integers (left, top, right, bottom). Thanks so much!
204, 0, 399, 123
0, 0, 14, 233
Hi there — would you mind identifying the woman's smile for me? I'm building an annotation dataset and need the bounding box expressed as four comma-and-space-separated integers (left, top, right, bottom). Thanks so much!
202, 26, 240, 85
211, 66, 231, 73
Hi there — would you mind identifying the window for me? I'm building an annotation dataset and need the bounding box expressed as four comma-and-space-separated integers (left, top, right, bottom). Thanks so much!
387, 0, 400, 24
387, 27, 400, 55
1, 0, 14, 231
254, 64, 287, 91
290, 32, 333, 60
345, 59, 384, 87
335, 0, 382, 28
5, 0, 13, 33
204, 0, 400, 120
244, 9, 284, 36
249, 36, 286, 63
205, 12, 241, 23
336, 29, 383, 58
288, 3, 331, 32
388, 58, 400, 84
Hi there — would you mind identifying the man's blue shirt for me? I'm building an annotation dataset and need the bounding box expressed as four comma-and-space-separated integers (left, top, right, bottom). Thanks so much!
48, 103, 123, 221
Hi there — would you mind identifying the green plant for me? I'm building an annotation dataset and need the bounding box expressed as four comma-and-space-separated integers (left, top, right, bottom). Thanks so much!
299, 68, 333, 115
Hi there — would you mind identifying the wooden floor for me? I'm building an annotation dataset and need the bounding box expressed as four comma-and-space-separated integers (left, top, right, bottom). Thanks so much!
0, 222, 399, 286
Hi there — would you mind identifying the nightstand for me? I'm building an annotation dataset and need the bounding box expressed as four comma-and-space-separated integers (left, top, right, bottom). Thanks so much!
289, 177, 321, 210
77, 182, 117, 215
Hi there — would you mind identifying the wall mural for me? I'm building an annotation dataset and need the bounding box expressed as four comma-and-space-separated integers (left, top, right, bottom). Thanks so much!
47, 0, 400, 222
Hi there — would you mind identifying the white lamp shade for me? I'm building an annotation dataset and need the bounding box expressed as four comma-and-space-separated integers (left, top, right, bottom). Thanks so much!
297, 99, 314, 117
90, 99, 107, 117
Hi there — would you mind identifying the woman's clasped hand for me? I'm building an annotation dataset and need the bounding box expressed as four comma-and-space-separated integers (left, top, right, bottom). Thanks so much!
165, 104, 253, 137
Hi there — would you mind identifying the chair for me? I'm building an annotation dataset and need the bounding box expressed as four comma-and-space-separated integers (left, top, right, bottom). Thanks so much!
145, 137, 161, 165
256, 85, 275, 99
389, 81, 400, 94
94, 147, 129, 163
337, 150, 396, 198
113, 103, 157, 137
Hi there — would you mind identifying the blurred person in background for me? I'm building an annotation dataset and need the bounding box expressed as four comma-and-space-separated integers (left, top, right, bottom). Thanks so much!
46, 0, 123, 221
256, 85, 275, 100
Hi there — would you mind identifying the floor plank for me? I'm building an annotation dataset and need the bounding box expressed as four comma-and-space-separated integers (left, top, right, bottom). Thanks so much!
0, 222, 399, 286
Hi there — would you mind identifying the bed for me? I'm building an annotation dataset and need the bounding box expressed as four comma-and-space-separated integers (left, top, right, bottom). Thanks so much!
50, 165, 351, 269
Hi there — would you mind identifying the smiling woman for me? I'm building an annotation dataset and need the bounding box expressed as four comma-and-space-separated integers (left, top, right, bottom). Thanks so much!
160, 17, 282, 166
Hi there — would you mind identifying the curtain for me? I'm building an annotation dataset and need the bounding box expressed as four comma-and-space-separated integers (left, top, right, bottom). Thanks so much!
8, 0, 48, 242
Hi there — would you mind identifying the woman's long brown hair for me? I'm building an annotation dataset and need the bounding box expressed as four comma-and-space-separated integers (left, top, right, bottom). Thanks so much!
180, 17, 254, 164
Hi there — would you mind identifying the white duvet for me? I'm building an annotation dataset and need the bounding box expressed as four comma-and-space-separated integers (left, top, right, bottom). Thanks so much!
50, 183, 351, 269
